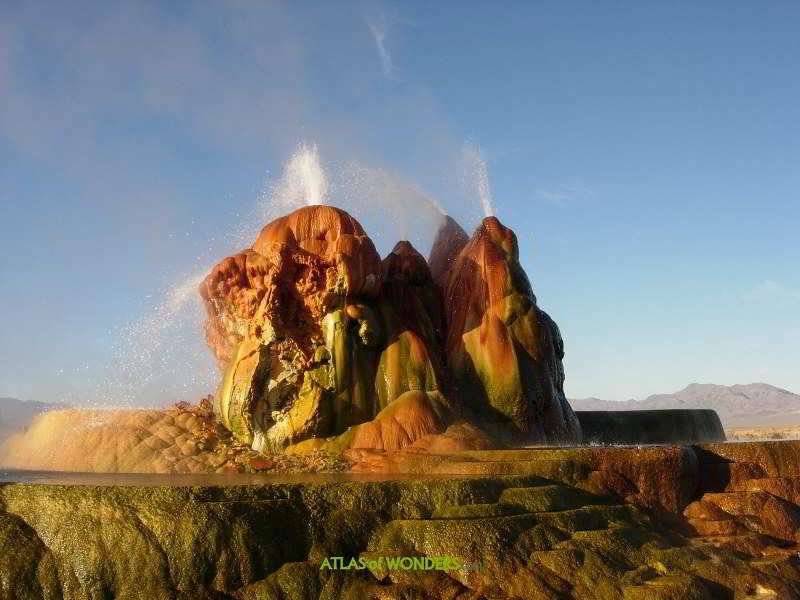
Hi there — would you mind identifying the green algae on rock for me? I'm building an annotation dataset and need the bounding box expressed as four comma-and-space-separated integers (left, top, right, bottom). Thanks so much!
5, 442, 800, 600
203, 206, 583, 455
440, 216, 581, 445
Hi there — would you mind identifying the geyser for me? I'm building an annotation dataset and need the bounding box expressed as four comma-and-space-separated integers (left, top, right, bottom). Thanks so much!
278, 142, 328, 207
339, 161, 447, 245
462, 140, 495, 217
200, 204, 581, 453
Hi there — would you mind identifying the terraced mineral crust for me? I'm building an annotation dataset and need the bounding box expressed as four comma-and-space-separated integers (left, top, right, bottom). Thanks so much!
4, 442, 800, 600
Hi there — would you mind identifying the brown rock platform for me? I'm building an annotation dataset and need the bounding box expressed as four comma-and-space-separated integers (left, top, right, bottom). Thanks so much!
3, 411, 800, 597
0, 405, 351, 475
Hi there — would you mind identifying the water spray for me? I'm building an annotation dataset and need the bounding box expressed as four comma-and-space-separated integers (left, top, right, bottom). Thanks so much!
281, 142, 328, 207
462, 140, 495, 218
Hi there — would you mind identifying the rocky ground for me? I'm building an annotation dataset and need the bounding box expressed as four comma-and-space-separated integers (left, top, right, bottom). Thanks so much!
3, 398, 800, 597
4, 440, 800, 598
727, 426, 800, 441
0, 399, 728, 476
0, 398, 352, 475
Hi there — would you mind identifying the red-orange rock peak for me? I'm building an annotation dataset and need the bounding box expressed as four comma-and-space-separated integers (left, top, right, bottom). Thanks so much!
471, 215, 519, 260
382, 240, 432, 286
442, 215, 580, 444
428, 215, 469, 290
253, 205, 382, 298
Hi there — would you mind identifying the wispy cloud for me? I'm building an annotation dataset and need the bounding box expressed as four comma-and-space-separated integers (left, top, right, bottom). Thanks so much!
365, 12, 395, 76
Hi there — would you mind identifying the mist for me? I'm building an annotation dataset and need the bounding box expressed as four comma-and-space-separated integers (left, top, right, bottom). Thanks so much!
0, 1, 495, 407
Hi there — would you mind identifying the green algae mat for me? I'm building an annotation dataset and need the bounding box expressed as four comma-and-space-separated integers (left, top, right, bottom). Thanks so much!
4, 442, 800, 599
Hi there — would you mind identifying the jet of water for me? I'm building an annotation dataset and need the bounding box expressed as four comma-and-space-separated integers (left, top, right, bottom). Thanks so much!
81, 143, 460, 409
277, 142, 328, 207
462, 140, 495, 218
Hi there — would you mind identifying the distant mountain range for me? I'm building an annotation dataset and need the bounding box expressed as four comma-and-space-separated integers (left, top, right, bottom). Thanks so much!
0, 397, 66, 438
570, 383, 800, 428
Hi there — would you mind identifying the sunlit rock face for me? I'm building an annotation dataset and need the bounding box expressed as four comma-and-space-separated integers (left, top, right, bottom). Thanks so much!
441, 216, 582, 444
201, 206, 580, 453
201, 206, 451, 452
199, 206, 383, 369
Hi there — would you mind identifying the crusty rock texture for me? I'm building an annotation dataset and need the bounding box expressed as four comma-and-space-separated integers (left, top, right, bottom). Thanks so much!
4, 440, 800, 599
201, 206, 581, 453
202, 206, 431, 453
442, 216, 581, 444
0, 401, 350, 474
200, 206, 580, 452
199, 205, 382, 369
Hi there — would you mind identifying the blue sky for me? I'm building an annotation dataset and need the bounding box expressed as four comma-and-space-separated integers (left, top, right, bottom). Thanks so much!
1, 1, 798, 406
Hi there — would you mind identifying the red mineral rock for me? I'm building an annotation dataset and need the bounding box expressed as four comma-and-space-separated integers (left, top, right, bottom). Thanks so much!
200, 206, 383, 370
380, 241, 445, 356
203, 206, 457, 453
201, 206, 579, 453
428, 215, 469, 291
442, 216, 581, 444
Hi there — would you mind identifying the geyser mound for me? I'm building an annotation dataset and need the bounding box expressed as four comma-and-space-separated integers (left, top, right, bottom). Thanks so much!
0, 205, 584, 473
201, 205, 582, 454
428, 215, 469, 290
443, 216, 581, 443
200, 205, 383, 370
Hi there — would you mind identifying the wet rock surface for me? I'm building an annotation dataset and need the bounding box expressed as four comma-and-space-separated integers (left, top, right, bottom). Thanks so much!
441, 216, 582, 445
577, 409, 725, 446
0, 400, 351, 475
202, 206, 582, 453
4, 441, 800, 599
0, 402, 725, 479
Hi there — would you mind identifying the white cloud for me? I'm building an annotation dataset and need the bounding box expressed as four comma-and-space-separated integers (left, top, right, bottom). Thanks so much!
0, 1, 321, 166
